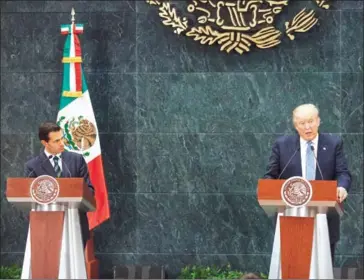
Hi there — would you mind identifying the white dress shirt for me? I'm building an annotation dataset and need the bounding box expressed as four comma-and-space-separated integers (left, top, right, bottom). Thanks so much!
44, 150, 63, 172
300, 134, 318, 178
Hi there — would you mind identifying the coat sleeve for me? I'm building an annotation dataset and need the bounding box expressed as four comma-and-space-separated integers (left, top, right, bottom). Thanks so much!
24, 161, 36, 178
263, 140, 280, 179
78, 155, 95, 195
334, 138, 352, 191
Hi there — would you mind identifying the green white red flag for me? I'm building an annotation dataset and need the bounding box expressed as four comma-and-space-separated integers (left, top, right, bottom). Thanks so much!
57, 12, 110, 229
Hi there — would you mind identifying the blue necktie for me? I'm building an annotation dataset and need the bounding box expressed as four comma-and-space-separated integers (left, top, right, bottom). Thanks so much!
53, 156, 62, 178
306, 141, 315, 180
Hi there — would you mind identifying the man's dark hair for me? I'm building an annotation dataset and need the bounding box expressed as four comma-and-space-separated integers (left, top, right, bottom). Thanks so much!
38, 122, 62, 142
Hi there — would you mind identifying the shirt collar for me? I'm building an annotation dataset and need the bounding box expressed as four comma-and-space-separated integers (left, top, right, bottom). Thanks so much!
44, 149, 62, 159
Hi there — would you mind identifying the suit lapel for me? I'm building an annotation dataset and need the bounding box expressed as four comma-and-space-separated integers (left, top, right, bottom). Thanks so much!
40, 152, 57, 177
292, 135, 302, 176
61, 151, 69, 177
316, 134, 324, 179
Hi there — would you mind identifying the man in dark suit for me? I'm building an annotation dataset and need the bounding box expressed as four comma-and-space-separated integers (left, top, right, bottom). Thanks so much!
25, 121, 94, 247
264, 103, 351, 264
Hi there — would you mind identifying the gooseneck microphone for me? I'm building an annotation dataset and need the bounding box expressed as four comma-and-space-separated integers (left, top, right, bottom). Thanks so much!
26, 155, 53, 178
310, 145, 324, 180
278, 146, 300, 179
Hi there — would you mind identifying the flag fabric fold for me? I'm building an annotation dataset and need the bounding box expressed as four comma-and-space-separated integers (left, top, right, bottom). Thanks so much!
57, 20, 110, 229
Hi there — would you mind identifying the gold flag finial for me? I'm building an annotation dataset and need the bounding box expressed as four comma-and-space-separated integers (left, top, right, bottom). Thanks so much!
71, 8, 75, 23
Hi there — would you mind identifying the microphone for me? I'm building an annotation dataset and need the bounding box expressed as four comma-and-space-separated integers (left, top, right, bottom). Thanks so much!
26, 155, 53, 178
310, 145, 324, 180
60, 155, 72, 177
278, 146, 300, 179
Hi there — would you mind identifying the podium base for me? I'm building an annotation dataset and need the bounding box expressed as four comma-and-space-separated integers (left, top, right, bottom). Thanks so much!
21, 206, 87, 279
268, 207, 333, 279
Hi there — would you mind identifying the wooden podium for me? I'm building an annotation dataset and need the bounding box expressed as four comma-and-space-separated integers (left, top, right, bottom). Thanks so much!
6, 177, 96, 279
257, 178, 343, 279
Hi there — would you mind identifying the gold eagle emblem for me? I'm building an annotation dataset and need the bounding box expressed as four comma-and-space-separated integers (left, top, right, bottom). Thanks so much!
146, 0, 330, 54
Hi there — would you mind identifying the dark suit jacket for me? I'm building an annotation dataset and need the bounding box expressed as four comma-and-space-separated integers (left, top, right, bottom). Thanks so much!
25, 150, 94, 245
263, 133, 351, 243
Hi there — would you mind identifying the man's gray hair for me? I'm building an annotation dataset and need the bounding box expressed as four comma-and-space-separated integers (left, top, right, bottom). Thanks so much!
292, 104, 319, 122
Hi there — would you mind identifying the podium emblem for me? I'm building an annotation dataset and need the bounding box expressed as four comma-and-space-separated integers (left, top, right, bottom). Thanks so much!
30, 175, 60, 205
281, 176, 313, 208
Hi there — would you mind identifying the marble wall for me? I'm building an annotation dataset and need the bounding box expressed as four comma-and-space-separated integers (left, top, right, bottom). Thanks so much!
1, 1, 363, 278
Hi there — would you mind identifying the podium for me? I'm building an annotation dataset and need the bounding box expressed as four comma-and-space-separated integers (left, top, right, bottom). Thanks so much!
257, 177, 343, 279
6, 176, 96, 279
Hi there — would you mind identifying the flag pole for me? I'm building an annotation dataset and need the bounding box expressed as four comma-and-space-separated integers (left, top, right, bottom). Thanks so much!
58, 5, 111, 276
69, 8, 99, 278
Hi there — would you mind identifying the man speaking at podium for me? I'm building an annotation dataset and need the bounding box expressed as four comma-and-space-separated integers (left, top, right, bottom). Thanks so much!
263, 103, 351, 264
24, 121, 94, 247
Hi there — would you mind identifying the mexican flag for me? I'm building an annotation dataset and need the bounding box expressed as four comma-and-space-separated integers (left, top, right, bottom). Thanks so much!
56, 18, 110, 229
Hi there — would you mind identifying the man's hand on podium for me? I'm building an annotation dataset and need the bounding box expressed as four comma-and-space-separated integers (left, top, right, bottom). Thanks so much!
337, 186, 348, 203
